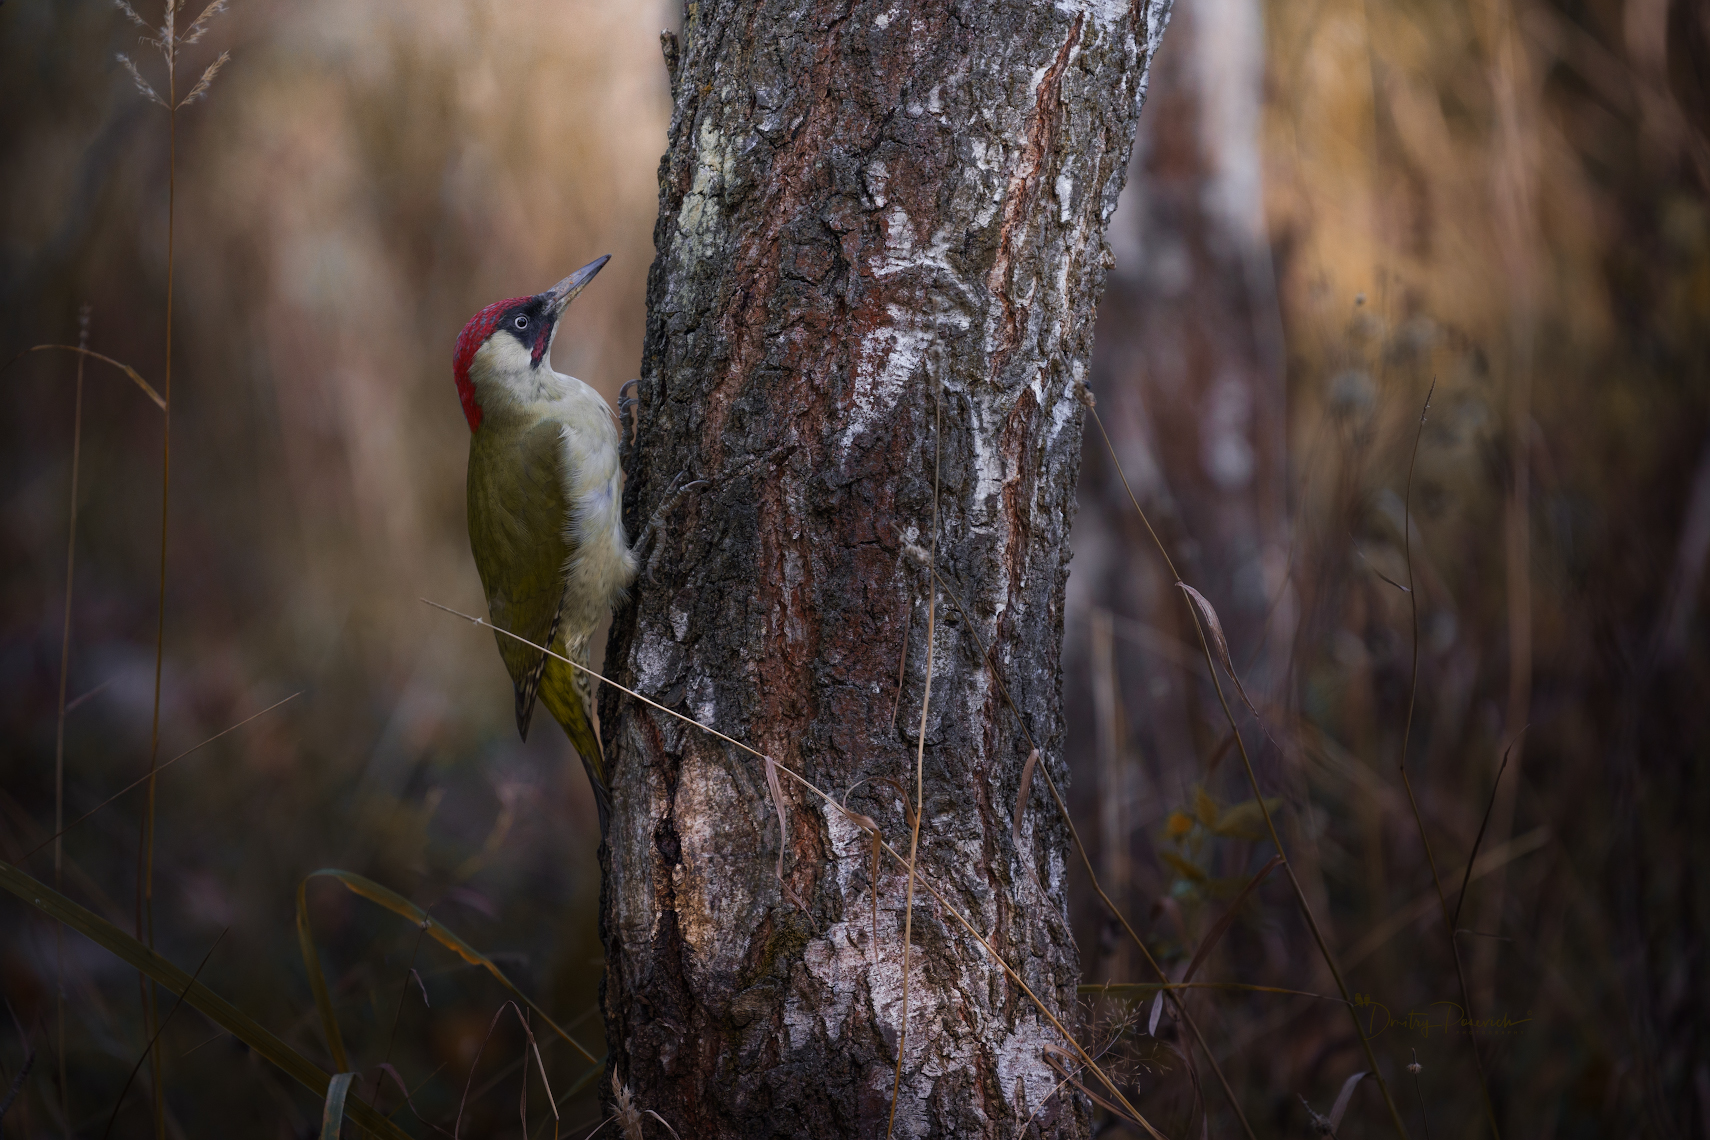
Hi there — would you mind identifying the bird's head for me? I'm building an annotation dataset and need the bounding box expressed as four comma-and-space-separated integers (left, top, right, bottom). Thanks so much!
452, 254, 610, 431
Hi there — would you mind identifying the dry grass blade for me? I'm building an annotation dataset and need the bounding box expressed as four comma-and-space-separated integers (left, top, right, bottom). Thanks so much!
1453, 730, 1524, 931
763, 756, 802, 907
1327, 1070, 1370, 1132
1178, 583, 1234, 679
0, 862, 412, 1140
1182, 855, 1282, 984
302, 869, 599, 1066
454, 1005, 507, 1139
1358, 548, 1412, 592
1012, 748, 1039, 849
11, 345, 165, 407
319, 1071, 354, 1140
452, 1002, 557, 1139
375, 1063, 453, 1136
834, 792, 884, 963
1041, 1047, 1149, 1133
1080, 981, 1340, 1002
1344, 826, 1549, 969
295, 879, 349, 1072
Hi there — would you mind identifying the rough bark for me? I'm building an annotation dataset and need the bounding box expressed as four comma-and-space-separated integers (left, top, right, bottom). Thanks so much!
600, 3, 1169, 1136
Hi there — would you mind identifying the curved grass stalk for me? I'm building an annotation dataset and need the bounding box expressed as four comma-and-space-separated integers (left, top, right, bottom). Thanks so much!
1088, 404, 1412, 1139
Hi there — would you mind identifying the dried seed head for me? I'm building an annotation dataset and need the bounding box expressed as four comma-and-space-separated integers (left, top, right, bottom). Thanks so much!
612, 1073, 643, 1140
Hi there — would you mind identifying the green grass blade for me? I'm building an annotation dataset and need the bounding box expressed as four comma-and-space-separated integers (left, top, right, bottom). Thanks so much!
297, 878, 350, 1071
0, 860, 413, 1140
305, 868, 598, 1065
321, 1071, 355, 1140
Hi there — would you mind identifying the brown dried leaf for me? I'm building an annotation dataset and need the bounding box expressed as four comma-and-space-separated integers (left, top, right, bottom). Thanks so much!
1327, 1070, 1369, 1130
764, 755, 803, 908
1178, 582, 1234, 679
1013, 748, 1039, 847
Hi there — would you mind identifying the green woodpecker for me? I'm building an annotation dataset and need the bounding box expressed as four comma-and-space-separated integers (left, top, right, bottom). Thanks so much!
453, 255, 637, 828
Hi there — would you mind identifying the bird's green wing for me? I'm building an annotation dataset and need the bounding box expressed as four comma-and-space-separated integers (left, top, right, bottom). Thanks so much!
466, 418, 573, 740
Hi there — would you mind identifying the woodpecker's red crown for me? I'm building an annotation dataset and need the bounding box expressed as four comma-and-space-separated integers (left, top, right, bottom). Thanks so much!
451, 254, 611, 432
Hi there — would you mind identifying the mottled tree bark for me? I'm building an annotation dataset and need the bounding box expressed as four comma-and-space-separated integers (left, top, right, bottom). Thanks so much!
600, 2, 1169, 1135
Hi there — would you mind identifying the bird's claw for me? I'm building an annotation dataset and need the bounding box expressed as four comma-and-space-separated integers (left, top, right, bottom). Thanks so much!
618, 379, 641, 472
636, 471, 708, 583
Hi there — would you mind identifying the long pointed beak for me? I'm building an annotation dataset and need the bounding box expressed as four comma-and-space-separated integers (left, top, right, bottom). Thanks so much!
543, 255, 611, 317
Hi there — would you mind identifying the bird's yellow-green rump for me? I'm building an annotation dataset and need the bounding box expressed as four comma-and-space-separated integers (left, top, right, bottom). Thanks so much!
454, 256, 634, 830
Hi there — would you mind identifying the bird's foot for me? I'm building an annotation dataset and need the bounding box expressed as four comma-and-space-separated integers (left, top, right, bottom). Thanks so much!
618, 379, 640, 473
634, 470, 709, 583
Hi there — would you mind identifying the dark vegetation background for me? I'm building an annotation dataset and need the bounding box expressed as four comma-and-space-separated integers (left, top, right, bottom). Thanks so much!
1, 0, 1705, 1135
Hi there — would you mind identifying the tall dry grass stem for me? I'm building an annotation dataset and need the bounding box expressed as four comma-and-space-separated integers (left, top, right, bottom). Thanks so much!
1088, 403, 1412, 1138
886, 374, 942, 1140
1391, 380, 1503, 1137
52, 305, 91, 1137
115, 5, 236, 1128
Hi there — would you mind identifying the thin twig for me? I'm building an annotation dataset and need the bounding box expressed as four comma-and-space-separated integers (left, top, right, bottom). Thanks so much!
5, 345, 164, 407
370, 925, 430, 1111
54, 305, 90, 1138
888, 376, 942, 1140
1392, 379, 1501, 1138
1454, 731, 1524, 932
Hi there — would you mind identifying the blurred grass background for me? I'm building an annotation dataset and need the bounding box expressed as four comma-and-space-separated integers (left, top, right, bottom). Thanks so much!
1, 0, 1705, 1136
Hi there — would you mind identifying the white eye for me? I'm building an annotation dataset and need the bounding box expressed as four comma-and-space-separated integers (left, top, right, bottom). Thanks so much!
514, 315, 529, 330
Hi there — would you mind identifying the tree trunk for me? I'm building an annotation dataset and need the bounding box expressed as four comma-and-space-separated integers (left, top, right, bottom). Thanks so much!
599, 3, 1169, 1135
